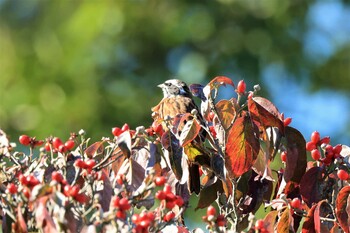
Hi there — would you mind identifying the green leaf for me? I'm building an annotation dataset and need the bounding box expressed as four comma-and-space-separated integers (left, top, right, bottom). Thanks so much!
195, 179, 223, 210
225, 114, 260, 178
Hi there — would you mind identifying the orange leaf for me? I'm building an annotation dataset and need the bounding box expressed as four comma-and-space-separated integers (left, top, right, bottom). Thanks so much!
179, 119, 201, 146
248, 96, 284, 133
215, 99, 236, 130
208, 76, 234, 89
302, 204, 317, 233
277, 207, 292, 233
336, 186, 350, 233
225, 114, 260, 178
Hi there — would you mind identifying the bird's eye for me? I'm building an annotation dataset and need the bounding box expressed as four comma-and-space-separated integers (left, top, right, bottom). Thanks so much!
165, 83, 171, 86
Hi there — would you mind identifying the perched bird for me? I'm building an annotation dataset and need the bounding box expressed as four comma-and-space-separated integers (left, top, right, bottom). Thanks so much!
152, 79, 203, 194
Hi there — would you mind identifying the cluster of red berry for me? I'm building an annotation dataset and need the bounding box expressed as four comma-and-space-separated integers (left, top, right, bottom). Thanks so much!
112, 123, 130, 137
145, 122, 164, 137
19, 134, 44, 147
254, 219, 268, 233
155, 184, 184, 209
131, 211, 156, 233
113, 196, 131, 219
202, 205, 226, 229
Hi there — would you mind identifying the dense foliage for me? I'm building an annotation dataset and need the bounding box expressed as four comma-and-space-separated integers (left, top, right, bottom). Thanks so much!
1, 0, 350, 141
1, 77, 350, 232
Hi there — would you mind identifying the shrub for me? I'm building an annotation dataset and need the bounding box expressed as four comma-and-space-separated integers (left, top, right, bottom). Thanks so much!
0, 76, 349, 232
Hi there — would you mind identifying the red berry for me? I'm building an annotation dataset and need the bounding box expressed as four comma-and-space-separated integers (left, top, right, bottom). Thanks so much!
69, 185, 80, 197
310, 131, 320, 144
311, 149, 321, 161
325, 144, 334, 159
63, 185, 71, 196
58, 144, 67, 153
7, 183, 17, 194
121, 123, 130, 132
52, 171, 63, 183
163, 184, 172, 194
19, 135, 31, 146
208, 112, 215, 122
320, 136, 330, 145
306, 141, 316, 151
115, 210, 126, 219
140, 219, 151, 228
132, 214, 140, 224
154, 176, 166, 186
155, 190, 166, 200
280, 151, 287, 162
85, 159, 96, 169
52, 137, 63, 150
164, 211, 175, 222
23, 187, 30, 199
175, 196, 184, 207
165, 201, 176, 209
255, 219, 265, 230
147, 212, 155, 222
19, 174, 28, 186
44, 142, 51, 152
153, 123, 164, 136
236, 80, 246, 94
216, 214, 226, 227
74, 159, 87, 169
333, 144, 342, 155
290, 198, 301, 209
112, 127, 122, 137
116, 174, 124, 185
209, 126, 217, 138
207, 205, 217, 216
283, 117, 292, 126
74, 193, 89, 204
26, 175, 40, 187
337, 169, 349, 181
64, 140, 75, 150
118, 197, 131, 211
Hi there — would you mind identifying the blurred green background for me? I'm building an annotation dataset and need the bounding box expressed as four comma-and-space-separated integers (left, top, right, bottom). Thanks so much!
1, 0, 350, 230
1, 0, 350, 143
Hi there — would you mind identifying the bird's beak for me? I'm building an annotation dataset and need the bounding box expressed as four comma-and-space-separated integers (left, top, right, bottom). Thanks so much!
157, 83, 165, 88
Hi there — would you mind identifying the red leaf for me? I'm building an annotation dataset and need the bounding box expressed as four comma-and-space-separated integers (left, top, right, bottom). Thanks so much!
35, 197, 58, 233
215, 99, 236, 130
208, 76, 234, 89
84, 141, 104, 158
300, 167, 323, 208
336, 186, 350, 233
284, 126, 307, 183
248, 96, 284, 132
161, 131, 184, 181
179, 119, 201, 146
314, 200, 333, 233
302, 204, 317, 233
225, 114, 260, 178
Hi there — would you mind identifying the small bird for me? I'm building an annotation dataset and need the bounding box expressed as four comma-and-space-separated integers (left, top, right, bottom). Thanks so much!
152, 79, 203, 194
